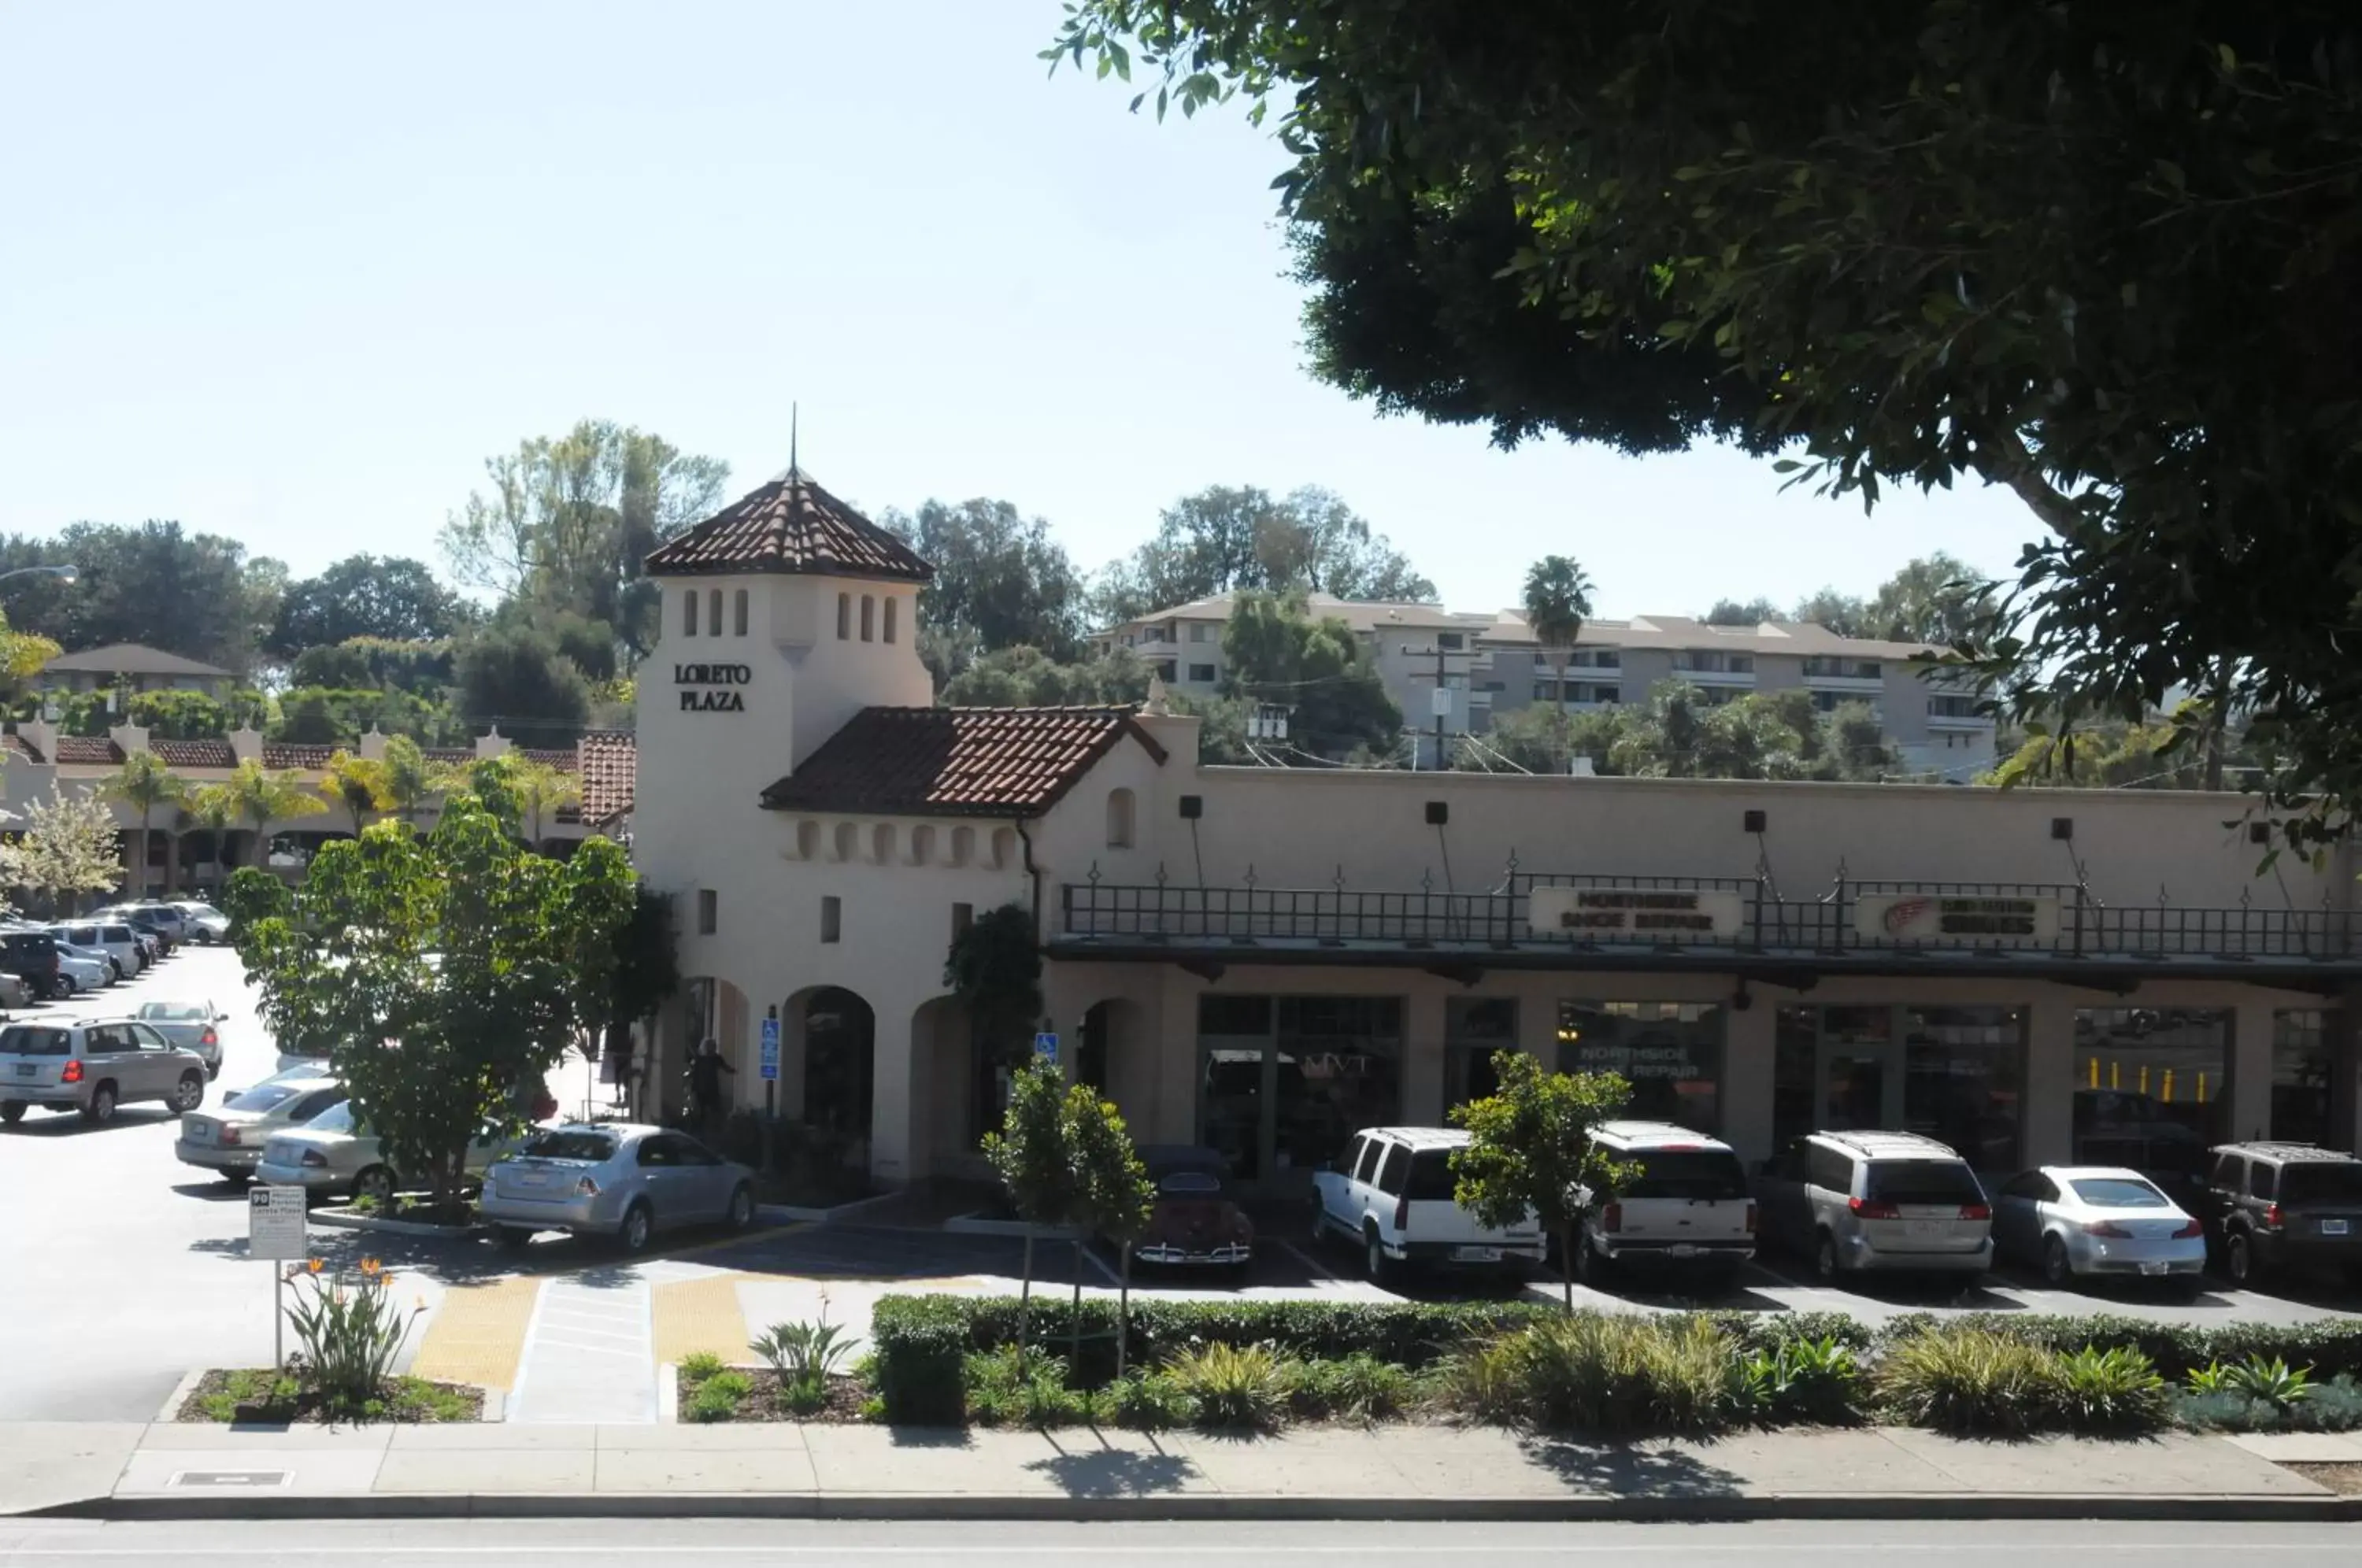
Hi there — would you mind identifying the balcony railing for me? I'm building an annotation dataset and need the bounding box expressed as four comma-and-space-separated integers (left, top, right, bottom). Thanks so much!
1058, 874, 2360, 961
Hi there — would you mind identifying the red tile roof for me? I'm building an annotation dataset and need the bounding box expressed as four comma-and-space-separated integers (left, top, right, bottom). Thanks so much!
261, 743, 335, 770
575, 731, 636, 826
643, 468, 932, 582
150, 738, 236, 769
424, 747, 477, 766
759, 707, 1164, 819
53, 737, 124, 766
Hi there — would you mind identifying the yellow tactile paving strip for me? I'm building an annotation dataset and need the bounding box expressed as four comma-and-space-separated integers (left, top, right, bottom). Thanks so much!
406, 1275, 543, 1392
651, 1271, 754, 1367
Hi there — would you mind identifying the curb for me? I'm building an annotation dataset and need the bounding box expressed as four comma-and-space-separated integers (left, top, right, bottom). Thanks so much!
760, 1191, 902, 1225
944, 1214, 1087, 1241
35, 1491, 2362, 1525
154, 1369, 212, 1423
309, 1208, 487, 1241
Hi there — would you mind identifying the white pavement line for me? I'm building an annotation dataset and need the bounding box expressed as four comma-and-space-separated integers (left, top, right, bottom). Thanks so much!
1277, 1237, 1345, 1285
500, 1274, 555, 1422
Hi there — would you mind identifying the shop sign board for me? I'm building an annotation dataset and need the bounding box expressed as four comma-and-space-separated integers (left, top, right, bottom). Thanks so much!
676, 662, 752, 712
1529, 886, 1746, 940
1854, 893, 2060, 944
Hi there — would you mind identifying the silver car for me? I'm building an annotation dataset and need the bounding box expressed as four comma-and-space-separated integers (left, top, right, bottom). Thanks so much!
176, 1075, 344, 1184
1991, 1164, 2208, 1293
254, 1100, 519, 1204
1756, 1130, 1994, 1280
135, 1000, 228, 1079
480, 1123, 756, 1254
0, 1019, 208, 1125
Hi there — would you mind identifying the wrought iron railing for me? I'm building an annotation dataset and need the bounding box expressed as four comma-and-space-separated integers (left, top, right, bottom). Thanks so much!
1058, 874, 2360, 960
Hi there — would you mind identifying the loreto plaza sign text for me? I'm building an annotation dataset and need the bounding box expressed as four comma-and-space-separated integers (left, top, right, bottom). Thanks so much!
676, 663, 751, 712
1529, 886, 1747, 939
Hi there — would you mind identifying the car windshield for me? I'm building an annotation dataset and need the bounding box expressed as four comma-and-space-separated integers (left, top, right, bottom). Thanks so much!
519, 1130, 618, 1162
1623, 1148, 1751, 1200
139, 1003, 209, 1021
2069, 1177, 2171, 1208
1158, 1170, 1222, 1197
0, 1026, 71, 1056
304, 1101, 357, 1133
2278, 1163, 2362, 1207
1405, 1148, 1461, 1201
225, 1085, 298, 1113
1865, 1160, 1984, 1205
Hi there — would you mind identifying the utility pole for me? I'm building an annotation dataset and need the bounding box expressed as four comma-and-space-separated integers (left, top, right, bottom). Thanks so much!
1399, 641, 1481, 771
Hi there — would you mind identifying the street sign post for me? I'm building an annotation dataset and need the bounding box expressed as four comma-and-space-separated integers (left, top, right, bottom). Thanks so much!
248, 1186, 307, 1369
1033, 1031, 1058, 1066
759, 1015, 781, 1082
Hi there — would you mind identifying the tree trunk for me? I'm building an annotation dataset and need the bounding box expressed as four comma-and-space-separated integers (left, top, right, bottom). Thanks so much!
1552, 652, 1571, 770
131, 816, 148, 899
1116, 1244, 1132, 1381
1559, 1220, 1576, 1314
1069, 1237, 1084, 1371
162, 829, 180, 895
1016, 1230, 1035, 1377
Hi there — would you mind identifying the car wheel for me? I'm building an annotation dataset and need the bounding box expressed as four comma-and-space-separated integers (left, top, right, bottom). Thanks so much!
2042, 1234, 2073, 1287
107, 960, 122, 982
1575, 1232, 1613, 1288
81, 1082, 117, 1125
56, 976, 75, 999
353, 1165, 395, 1207
726, 1183, 754, 1231
205, 1063, 220, 1082
222, 1170, 251, 1189
169, 1072, 203, 1114
1814, 1230, 1844, 1283
0, 1100, 23, 1126
494, 1226, 535, 1252
2227, 1230, 2256, 1286
620, 1200, 654, 1255
1308, 1197, 1328, 1248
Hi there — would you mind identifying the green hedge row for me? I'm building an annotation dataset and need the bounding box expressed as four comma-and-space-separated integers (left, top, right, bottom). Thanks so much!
1879, 1312, 2362, 1381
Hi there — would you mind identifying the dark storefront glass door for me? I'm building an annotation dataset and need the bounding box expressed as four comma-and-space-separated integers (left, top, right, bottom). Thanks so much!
1195, 995, 1402, 1194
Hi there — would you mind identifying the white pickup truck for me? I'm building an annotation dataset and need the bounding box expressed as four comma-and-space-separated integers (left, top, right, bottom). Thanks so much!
1311, 1126, 1546, 1284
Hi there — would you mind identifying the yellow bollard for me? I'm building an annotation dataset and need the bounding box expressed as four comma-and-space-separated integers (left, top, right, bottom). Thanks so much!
2162, 1068, 2175, 1103
2111, 1060, 2121, 1091
2088, 1056, 2100, 1089
2139, 1063, 2150, 1096
2198, 1071, 2208, 1104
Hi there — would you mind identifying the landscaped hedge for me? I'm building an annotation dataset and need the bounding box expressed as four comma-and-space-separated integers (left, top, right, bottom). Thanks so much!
1879, 1313, 2362, 1381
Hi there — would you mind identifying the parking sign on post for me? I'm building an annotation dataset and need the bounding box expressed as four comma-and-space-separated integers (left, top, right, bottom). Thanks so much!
759, 1015, 781, 1082
1034, 1031, 1058, 1066
249, 1186, 307, 1369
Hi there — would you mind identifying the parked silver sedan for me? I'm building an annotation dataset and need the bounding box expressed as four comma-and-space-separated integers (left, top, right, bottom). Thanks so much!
176, 1075, 343, 1185
1990, 1164, 2208, 1292
479, 1123, 755, 1254
135, 1000, 228, 1079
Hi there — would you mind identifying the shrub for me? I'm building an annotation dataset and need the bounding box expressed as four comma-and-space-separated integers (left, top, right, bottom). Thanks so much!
1733, 1334, 1863, 1426
1287, 1352, 1415, 1423
2053, 1345, 2169, 1433
679, 1352, 725, 1383
2207, 1355, 2315, 1411
2177, 1374, 2362, 1433
1106, 1372, 1195, 1430
964, 1348, 1093, 1429
752, 1315, 854, 1411
872, 1295, 970, 1425
687, 1371, 751, 1422
1446, 1312, 1734, 1435
1876, 1329, 2063, 1437
1878, 1313, 2362, 1384
1168, 1342, 1292, 1431
281, 1259, 424, 1412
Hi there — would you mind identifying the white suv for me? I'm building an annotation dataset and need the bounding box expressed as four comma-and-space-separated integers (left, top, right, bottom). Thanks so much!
1575, 1121, 1757, 1289
1311, 1126, 1546, 1283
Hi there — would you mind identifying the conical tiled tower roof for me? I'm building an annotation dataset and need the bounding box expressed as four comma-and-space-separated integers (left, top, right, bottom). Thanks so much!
642, 468, 932, 582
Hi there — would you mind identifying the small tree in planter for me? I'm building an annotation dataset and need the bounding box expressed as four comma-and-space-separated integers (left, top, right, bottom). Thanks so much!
1448, 1048, 1638, 1313
1071, 1086, 1154, 1379
979, 1056, 1075, 1372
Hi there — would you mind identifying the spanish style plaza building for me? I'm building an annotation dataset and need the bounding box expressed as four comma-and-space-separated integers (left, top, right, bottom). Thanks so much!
613, 470, 2362, 1193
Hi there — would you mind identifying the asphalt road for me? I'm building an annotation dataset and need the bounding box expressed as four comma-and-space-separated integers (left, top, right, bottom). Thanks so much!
4, 1520, 2359, 1566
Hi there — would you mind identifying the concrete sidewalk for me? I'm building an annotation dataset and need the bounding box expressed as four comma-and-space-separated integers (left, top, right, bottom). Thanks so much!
4, 1421, 2354, 1522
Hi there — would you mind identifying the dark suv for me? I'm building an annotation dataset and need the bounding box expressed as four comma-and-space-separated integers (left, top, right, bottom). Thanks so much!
2200, 1142, 2362, 1285
0, 931, 64, 1000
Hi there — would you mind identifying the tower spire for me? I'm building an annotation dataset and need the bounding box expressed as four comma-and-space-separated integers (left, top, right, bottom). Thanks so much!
789, 402, 799, 478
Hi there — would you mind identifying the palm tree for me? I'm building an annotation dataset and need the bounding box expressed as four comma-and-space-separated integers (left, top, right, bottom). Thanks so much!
319, 749, 392, 830
379, 734, 459, 830
1522, 555, 1597, 731
217, 759, 327, 871
98, 753, 188, 899
183, 786, 239, 888
509, 756, 583, 850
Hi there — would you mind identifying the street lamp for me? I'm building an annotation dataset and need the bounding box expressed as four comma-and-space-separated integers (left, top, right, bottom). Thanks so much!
0, 564, 76, 586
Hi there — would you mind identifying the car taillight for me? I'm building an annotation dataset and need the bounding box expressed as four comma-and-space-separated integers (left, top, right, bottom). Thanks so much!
576, 1176, 600, 1196
2086, 1220, 2133, 1238
1600, 1201, 1623, 1233
300, 1149, 328, 1168
200, 1028, 217, 1047
2172, 1219, 2205, 1239
1394, 1195, 1409, 1230
60, 1060, 81, 1083
2264, 1204, 2284, 1230
220, 1127, 240, 1146
1959, 1203, 1990, 1222
1848, 1196, 1901, 1220
1744, 1201, 1759, 1234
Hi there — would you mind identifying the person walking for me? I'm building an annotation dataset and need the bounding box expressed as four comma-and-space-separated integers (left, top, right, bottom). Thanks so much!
689, 1037, 736, 1141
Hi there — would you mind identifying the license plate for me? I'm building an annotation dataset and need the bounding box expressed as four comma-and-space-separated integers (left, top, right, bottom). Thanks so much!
2140, 1262, 2169, 1276
1668, 1244, 1700, 1259
2324, 1219, 2350, 1236
13, 1063, 32, 1077
520, 1172, 550, 1188
1906, 1221, 1938, 1237
1452, 1246, 1501, 1263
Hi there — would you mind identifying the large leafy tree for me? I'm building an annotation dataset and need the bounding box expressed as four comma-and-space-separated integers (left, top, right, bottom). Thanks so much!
452, 623, 593, 746
202, 760, 327, 870
267, 556, 471, 658
98, 753, 189, 897
939, 644, 1157, 708
226, 798, 635, 1209
1220, 589, 1402, 760
1094, 484, 1434, 623
883, 498, 1088, 662
1053, 5, 2362, 849
7, 786, 128, 913
0, 523, 276, 674
439, 420, 728, 661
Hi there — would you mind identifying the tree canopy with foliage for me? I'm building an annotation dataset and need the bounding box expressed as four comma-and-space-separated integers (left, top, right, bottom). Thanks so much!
883, 498, 1089, 665
939, 645, 1156, 709
98, 753, 188, 897
1220, 589, 1402, 760
225, 797, 635, 1209
1094, 483, 1434, 623
1050, 4, 2362, 852
1448, 1048, 1635, 1312
267, 555, 472, 659
0, 522, 279, 675
7, 786, 128, 912
1464, 682, 1894, 782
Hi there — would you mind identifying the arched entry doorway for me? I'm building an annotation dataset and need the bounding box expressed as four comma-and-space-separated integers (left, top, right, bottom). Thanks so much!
802, 988, 875, 1140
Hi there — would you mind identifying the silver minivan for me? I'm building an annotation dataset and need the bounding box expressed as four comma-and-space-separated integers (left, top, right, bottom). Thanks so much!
1756, 1130, 1994, 1280
0, 1019, 208, 1126
51, 922, 145, 982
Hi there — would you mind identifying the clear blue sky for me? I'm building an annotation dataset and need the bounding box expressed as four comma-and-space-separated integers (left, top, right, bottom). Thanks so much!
0, 0, 2042, 620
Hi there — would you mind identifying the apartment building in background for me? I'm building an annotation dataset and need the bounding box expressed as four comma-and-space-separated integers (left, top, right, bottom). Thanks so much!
1094, 594, 1997, 775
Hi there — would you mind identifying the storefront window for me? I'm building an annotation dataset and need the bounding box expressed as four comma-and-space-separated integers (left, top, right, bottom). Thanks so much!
1822, 1007, 1894, 1133
1557, 1000, 1723, 1133
1445, 997, 1520, 1108
2072, 1008, 2227, 1178
1772, 1006, 1817, 1149
1195, 995, 1401, 1187
2274, 1010, 2334, 1148
1903, 1007, 2024, 1173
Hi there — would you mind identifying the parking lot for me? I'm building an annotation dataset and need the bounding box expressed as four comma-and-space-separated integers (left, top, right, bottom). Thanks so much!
5, 945, 2358, 1422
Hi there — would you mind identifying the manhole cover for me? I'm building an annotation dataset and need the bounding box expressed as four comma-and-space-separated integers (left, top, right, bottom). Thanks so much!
170, 1470, 292, 1488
